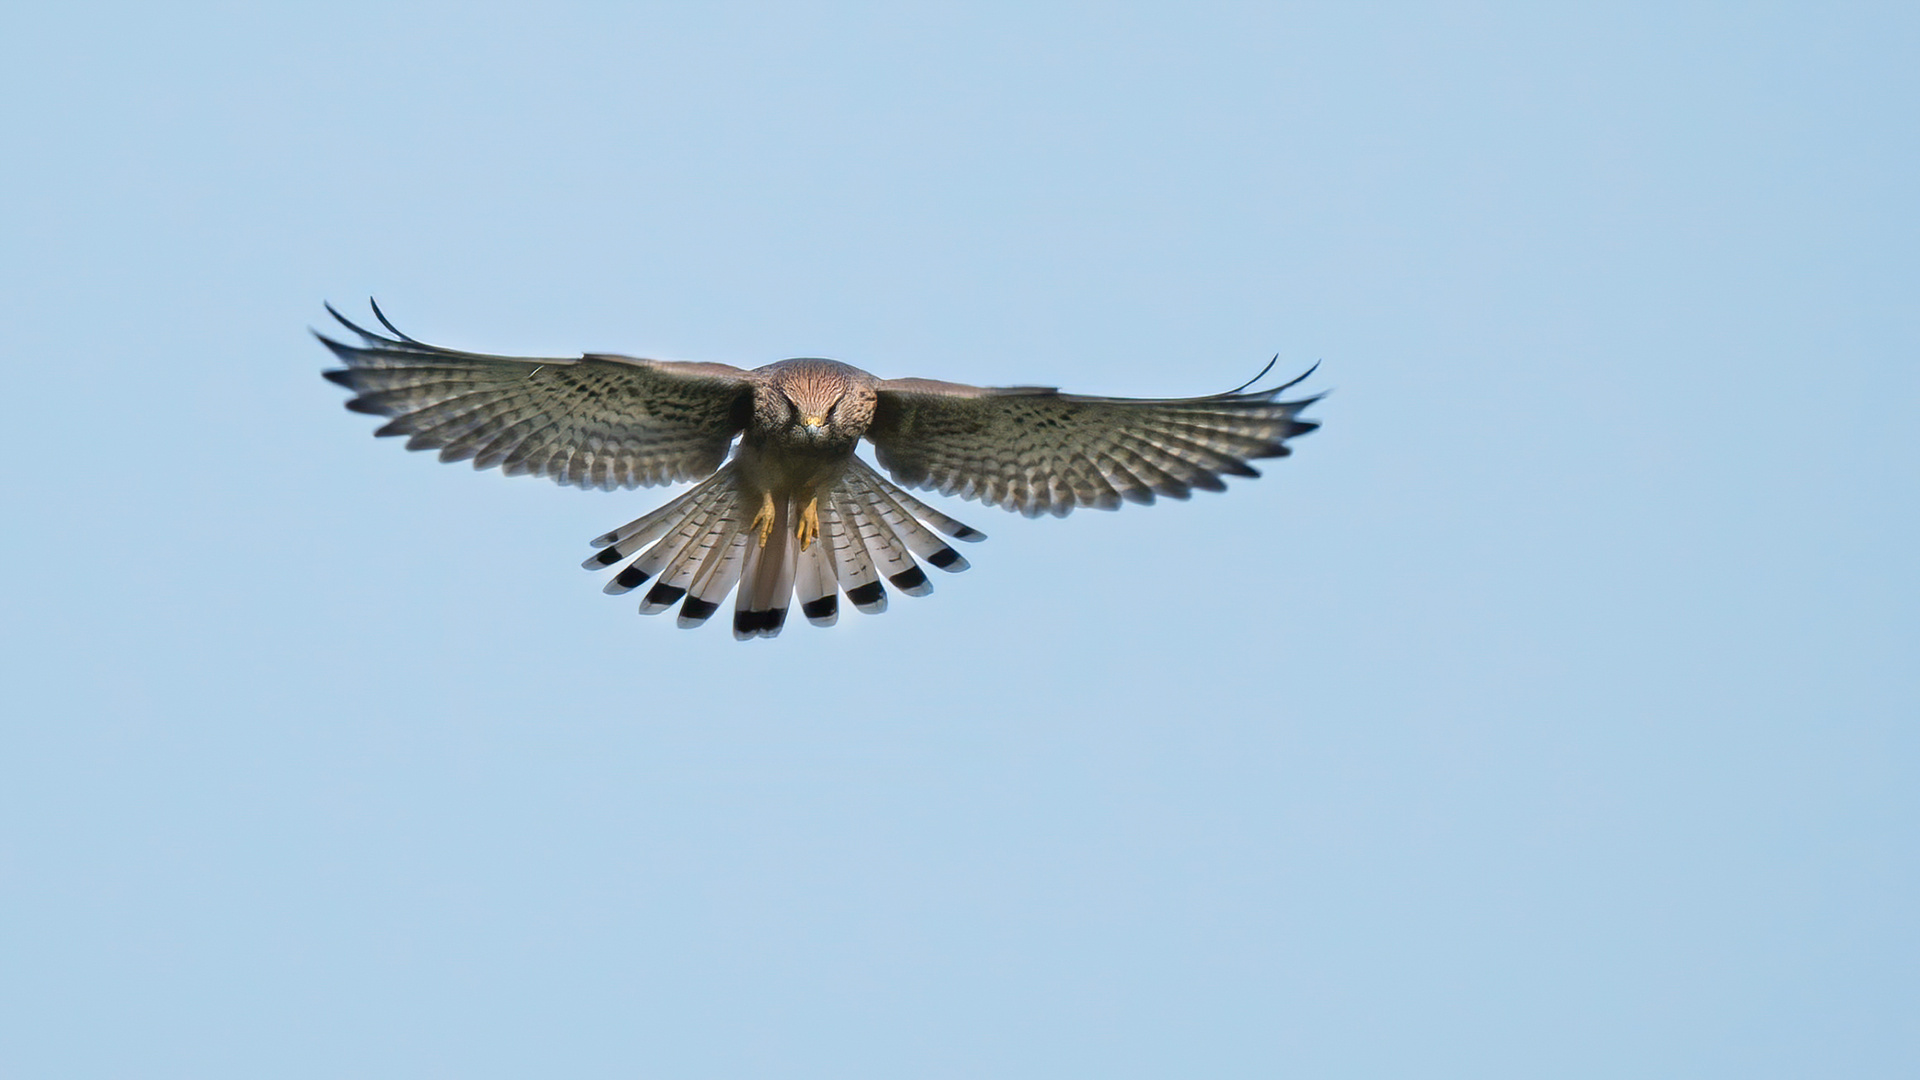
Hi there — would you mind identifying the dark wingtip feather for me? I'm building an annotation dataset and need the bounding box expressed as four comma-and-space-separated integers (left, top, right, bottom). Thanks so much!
1273, 360, 1321, 394
368, 297, 428, 345
314, 332, 365, 364
1217, 354, 1280, 397
589, 547, 626, 567
324, 301, 386, 343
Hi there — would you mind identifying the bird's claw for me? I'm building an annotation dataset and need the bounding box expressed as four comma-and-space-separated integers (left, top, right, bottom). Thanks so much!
752, 491, 776, 548
796, 497, 820, 552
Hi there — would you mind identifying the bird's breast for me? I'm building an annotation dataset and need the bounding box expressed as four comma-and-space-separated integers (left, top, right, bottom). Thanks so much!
732, 437, 856, 496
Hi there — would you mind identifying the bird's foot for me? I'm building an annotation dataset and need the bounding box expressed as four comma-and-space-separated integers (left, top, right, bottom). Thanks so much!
796, 497, 820, 551
752, 491, 776, 548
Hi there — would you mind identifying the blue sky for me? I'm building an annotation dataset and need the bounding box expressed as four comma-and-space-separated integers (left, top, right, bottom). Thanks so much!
3, 3, 1914, 1077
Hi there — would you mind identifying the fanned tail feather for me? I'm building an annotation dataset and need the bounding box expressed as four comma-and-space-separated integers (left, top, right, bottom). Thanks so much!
815, 496, 888, 613
870, 468, 987, 542
795, 536, 839, 626
583, 457, 984, 636
841, 459, 976, 574
585, 464, 739, 594
680, 533, 749, 627
733, 498, 798, 639
636, 485, 745, 614
843, 484, 927, 597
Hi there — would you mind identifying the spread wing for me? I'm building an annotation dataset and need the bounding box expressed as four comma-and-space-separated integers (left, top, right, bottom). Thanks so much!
865, 362, 1321, 517
319, 302, 754, 490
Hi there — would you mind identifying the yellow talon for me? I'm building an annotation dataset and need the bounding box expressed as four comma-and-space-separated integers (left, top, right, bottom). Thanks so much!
751, 491, 776, 548
796, 497, 820, 552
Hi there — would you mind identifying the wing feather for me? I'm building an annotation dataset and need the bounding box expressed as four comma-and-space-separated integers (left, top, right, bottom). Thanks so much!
865, 365, 1320, 517
319, 302, 754, 490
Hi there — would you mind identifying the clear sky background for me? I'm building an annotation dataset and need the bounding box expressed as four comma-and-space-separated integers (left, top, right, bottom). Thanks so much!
2, 3, 1914, 1077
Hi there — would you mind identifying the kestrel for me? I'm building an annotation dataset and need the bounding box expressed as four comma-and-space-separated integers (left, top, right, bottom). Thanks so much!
320, 302, 1322, 638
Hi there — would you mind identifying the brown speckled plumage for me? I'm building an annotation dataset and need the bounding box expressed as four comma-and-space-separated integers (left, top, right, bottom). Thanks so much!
320, 302, 1321, 638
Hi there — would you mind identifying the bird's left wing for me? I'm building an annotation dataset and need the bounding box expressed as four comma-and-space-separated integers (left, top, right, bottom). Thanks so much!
866, 365, 1321, 517
320, 303, 755, 490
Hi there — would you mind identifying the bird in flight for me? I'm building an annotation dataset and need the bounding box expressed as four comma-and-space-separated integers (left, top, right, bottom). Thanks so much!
320, 302, 1322, 639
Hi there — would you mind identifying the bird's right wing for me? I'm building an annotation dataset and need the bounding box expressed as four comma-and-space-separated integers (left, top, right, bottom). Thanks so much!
319, 302, 756, 490
865, 364, 1321, 517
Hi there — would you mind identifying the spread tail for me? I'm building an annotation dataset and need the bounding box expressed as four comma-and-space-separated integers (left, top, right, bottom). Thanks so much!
584, 458, 984, 638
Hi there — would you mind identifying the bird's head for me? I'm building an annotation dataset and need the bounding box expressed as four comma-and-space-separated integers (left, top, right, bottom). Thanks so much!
759, 359, 876, 447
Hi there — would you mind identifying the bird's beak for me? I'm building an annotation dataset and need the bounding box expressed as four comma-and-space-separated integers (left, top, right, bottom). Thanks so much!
802, 415, 825, 435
